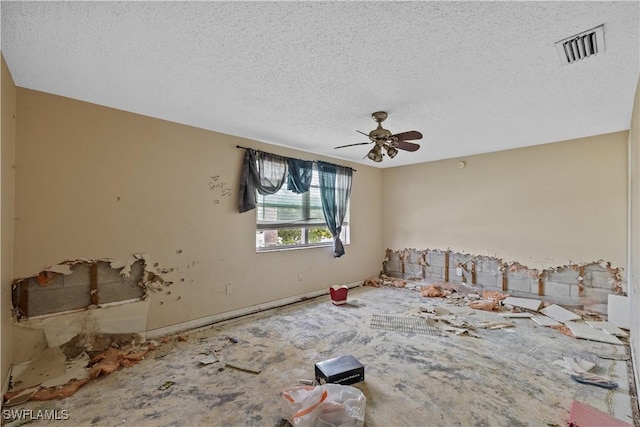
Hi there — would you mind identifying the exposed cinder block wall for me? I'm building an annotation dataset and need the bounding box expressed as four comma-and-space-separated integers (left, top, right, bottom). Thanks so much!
13, 260, 144, 318
383, 248, 623, 306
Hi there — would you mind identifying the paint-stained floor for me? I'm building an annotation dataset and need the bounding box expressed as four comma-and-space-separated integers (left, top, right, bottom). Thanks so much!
6, 286, 637, 426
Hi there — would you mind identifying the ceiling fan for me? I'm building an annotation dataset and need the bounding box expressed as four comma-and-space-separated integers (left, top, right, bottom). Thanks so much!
334, 111, 422, 162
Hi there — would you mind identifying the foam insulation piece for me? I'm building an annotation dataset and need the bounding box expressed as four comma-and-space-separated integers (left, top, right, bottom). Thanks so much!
586, 321, 629, 337
12, 347, 66, 389
540, 304, 581, 322
608, 295, 630, 330
566, 322, 624, 345
503, 297, 542, 311
15, 299, 150, 347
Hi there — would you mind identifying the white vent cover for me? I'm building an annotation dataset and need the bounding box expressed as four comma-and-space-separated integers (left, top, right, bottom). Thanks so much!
555, 25, 605, 65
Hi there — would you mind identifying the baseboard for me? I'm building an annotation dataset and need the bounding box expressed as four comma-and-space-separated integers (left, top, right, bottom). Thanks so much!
146, 281, 362, 340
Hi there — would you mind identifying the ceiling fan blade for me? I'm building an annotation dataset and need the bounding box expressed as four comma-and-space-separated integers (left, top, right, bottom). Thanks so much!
334, 141, 372, 149
392, 130, 423, 141
356, 130, 370, 138
396, 140, 421, 152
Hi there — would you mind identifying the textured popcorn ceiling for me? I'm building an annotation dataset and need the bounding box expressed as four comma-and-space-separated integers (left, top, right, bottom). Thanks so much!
1, 1, 639, 167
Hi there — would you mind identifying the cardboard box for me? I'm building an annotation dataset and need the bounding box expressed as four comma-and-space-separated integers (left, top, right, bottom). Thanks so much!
315, 355, 364, 385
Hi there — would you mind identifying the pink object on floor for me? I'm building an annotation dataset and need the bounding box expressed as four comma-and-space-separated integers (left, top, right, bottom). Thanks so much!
568, 400, 633, 427
329, 285, 348, 305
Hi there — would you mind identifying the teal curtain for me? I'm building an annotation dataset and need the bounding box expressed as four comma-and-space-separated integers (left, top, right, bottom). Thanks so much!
287, 158, 313, 194
318, 161, 352, 257
239, 149, 287, 213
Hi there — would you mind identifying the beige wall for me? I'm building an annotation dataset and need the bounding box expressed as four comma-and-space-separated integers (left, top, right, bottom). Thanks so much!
381, 132, 628, 271
1, 55, 17, 390
13, 89, 383, 337
628, 77, 640, 379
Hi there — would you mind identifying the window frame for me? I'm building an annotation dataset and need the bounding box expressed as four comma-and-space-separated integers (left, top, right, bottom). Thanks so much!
255, 165, 349, 252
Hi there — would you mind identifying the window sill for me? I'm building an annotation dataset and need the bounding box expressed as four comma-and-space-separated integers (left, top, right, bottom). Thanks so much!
256, 243, 349, 253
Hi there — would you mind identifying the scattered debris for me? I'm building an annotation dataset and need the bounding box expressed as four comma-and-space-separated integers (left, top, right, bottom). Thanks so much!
554, 356, 618, 389
539, 304, 581, 323
224, 361, 261, 374
476, 321, 515, 330
469, 300, 498, 311
419, 306, 450, 316
158, 381, 175, 390
531, 316, 560, 327
60, 333, 144, 359
364, 275, 409, 289
483, 291, 509, 301
550, 324, 574, 338
198, 355, 219, 365
229, 336, 239, 343
571, 373, 618, 389
499, 312, 533, 318
503, 297, 542, 311
586, 321, 629, 338
11, 347, 67, 390
363, 277, 382, 287
89, 347, 149, 379
421, 285, 448, 298
299, 379, 314, 385
25, 379, 90, 402
565, 322, 624, 345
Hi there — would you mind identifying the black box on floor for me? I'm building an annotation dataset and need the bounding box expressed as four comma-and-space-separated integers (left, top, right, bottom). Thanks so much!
315, 355, 364, 385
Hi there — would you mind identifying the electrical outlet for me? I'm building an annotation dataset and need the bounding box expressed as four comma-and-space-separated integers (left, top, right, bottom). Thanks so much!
456, 267, 463, 276
298, 273, 303, 282
226, 284, 233, 295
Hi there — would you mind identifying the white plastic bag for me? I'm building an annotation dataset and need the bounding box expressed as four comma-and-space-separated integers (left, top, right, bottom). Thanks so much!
281, 384, 366, 427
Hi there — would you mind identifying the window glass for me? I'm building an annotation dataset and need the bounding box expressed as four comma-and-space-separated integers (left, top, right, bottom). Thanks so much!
256, 165, 349, 250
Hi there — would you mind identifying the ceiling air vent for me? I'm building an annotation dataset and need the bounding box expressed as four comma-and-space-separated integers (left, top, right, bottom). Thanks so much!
555, 25, 605, 65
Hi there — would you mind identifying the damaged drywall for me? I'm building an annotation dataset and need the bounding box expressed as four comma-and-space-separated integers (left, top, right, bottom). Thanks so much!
11, 254, 175, 320
3, 332, 151, 407
382, 248, 624, 307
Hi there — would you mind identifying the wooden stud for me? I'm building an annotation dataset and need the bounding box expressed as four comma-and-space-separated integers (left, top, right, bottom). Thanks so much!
444, 251, 449, 282
90, 263, 99, 305
538, 275, 544, 296
502, 265, 508, 292
579, 266, 585, 297
471, 262, 477, 285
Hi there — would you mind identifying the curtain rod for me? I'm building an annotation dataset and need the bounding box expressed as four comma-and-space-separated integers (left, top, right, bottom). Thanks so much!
236, 145, 356, 172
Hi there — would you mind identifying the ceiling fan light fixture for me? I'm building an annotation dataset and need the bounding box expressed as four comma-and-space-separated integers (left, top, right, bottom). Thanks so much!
367, 145, 383, 162
385, 145, 398, 158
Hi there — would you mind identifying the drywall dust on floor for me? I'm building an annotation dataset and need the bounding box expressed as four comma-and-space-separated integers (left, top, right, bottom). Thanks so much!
4, 286, 635, 427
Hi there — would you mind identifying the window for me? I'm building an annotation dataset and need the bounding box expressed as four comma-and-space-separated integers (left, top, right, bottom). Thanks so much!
256, 165, 349, 250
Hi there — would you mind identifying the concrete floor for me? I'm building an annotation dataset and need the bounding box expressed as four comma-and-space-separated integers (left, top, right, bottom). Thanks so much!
6, 285, 637, 426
